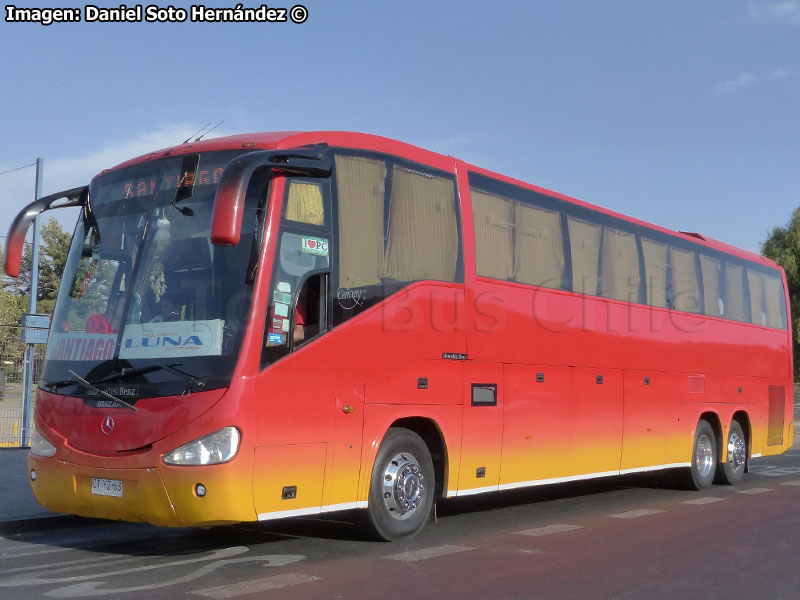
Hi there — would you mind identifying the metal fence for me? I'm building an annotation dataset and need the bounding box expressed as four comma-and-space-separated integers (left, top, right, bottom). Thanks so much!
0, 328, 44, 448
795, 384, 800, 426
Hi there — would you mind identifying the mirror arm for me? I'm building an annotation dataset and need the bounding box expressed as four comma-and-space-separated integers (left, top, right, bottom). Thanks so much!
4, 186, 87, 277
210, 149, 331, 246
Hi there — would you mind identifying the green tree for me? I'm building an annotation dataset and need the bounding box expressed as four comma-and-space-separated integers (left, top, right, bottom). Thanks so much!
0, 289, 25, 357
0, 249, 26, 358
37, 218, 72, 313
762, 207, 800, 380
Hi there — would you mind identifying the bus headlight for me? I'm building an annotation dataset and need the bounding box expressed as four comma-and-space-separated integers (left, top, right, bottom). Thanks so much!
31, 429, 56, 458
162, 427, 240, 466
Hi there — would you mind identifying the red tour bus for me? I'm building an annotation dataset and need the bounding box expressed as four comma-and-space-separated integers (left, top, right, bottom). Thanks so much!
6, 131, 793, 540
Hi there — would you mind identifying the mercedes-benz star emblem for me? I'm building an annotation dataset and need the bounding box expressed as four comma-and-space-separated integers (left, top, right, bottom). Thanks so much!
101, 416, 115, 435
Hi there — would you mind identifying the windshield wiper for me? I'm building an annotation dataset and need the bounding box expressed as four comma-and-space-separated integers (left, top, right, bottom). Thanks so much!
66, 370, 138, 412
160, 363, 206, 391
87, 364, 164, 386
90, 362, 206, 394
43, 366, 161, 390
43, 362, 206, 399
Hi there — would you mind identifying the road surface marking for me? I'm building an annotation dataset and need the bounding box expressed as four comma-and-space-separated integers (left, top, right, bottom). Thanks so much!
779, 480, 800, 486
0, 542, 77, 560
190, 574, 320, 599
680, 497, 725, 505
752, 466, 800, 476
514, 524, 584, 537
1, 548, 306, 597
736, 488, 774, 494
1, 554, 143, 576
608, 509, 665, 519
383, 545, 473, 562
0, 526, 181, 560
0, 547, 250, 590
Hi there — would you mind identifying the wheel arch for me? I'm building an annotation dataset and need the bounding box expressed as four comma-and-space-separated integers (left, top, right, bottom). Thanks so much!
389, 417, 449, 496
698, 410, 723, 458
731, 410, 752, 463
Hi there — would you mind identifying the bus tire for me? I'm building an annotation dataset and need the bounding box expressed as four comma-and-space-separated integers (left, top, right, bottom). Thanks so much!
362, 427, 435, 541
681, 419, 717, 490
714, 420, 747, 485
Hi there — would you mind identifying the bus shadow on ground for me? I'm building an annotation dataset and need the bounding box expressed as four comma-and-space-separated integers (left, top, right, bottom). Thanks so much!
0, 470, 695, 551
1, 518, 302, 557
230, 470, 690, 543
434, 469, 687, 520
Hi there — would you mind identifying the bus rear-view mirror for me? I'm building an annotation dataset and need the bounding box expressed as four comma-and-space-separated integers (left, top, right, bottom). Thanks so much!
4, 186, 87, 277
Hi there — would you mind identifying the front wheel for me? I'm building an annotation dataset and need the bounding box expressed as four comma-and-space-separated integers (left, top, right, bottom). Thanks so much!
681, 419, 717, 490
715, 421, 747, 485
362, 428, 435, 541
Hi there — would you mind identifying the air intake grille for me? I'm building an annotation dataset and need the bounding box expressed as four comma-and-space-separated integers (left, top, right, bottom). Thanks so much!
768, 385, 785, 446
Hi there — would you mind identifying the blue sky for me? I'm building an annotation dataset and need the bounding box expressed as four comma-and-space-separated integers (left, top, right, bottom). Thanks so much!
1, 0, 799, 253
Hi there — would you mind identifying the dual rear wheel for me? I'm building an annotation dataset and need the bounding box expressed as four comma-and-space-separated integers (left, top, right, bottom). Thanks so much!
685, 419, 747, 490
363, 420, 747, 539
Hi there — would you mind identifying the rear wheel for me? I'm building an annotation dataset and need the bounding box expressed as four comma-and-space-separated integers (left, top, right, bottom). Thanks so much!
715, 421, 747, 485
362, 428, 434, 541
682, 419, 717, 490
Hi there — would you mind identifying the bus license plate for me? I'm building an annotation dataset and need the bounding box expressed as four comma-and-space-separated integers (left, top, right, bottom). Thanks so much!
91, 478, 123, 498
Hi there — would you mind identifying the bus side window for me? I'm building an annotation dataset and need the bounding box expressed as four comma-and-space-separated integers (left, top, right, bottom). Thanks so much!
568, 216, 601, 296
294, 272, 328, 348
471, 188, 514, 281
333, 154, 460, 328
746, 268, 767, 326
699, 255, 723, 317
667, 246, 700, 313
641, 238, 668, 308
285, 181, 325, 226
383, 165, 459, 283
762, 271, 787, 329
471, 186, 567, 291
514, 202, 567, 290
722, 263, 746, 322
599, 226, 640, 303
746, 266, 785, 328
262, 231, 330, 366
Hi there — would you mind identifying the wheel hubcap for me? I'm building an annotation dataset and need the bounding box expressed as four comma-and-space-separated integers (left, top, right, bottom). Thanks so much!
382, 452, 425, 520
727, 432, 746, 471
696, 433, 714, 478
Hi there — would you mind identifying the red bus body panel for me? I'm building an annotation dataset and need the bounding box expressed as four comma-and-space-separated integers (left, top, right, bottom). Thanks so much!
27, 131, 793, 526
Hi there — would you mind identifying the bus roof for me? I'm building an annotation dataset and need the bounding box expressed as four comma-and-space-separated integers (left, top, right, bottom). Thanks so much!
99, 130, 776, 269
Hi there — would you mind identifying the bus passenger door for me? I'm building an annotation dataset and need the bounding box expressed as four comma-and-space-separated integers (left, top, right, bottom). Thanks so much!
252, 269, 332, 518
457, 363, 504, 494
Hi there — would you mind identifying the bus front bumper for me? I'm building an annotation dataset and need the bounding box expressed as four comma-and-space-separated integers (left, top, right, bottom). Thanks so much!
28, 455, 256, 527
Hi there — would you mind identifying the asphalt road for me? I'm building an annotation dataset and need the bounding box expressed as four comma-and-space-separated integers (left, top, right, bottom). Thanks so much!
3, 448, 800, 600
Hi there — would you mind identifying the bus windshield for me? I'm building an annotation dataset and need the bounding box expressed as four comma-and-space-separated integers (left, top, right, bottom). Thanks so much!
40, 150, 263, 400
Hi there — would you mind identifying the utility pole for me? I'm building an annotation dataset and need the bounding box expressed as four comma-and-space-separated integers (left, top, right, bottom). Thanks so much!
21, 158, 43, 448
